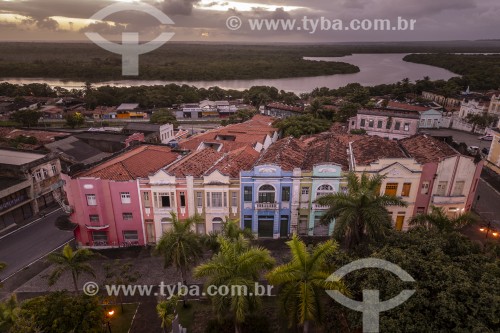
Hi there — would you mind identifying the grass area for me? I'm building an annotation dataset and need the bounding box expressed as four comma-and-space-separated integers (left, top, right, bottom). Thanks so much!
107, 303, 139, 333
0, 121, 20, 127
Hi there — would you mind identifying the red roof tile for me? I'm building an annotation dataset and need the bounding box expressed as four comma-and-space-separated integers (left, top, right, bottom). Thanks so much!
351, 136, 407, 165
399, 134, 457, 164
257, 137, 307, 171
78, 145, 181, 181
208, 146, 260, 177
167, 148, 224, 177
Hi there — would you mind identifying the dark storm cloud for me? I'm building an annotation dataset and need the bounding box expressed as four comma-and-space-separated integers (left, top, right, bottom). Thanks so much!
0, 0, 499, 42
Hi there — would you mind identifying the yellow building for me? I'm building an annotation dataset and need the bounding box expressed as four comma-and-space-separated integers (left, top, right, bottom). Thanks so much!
486, 128, 500, 174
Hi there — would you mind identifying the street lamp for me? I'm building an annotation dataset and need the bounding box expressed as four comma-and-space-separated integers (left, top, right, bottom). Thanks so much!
106, 310, 115, 333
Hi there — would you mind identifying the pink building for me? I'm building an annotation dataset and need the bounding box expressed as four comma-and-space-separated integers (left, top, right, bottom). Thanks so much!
400, 135, 483, 217
64, 145, 181, 248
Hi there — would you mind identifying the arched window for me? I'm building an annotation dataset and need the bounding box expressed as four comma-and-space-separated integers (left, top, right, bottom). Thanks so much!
316, 184, 334, 198
258, 185, 275, 203
212, 217, 224, 232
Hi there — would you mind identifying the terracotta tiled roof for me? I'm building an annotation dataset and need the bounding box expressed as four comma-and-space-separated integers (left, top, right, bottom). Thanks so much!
167, 148, 224, 177
257, 137, 307, 171
304, 134, 352, 171
208, 146, 260, 178
351, 136, 407, 166
399, 134, 457, 164
78, 145, 181, 181
2, 129, 68, 144
266, 103, 304, 113
387, 101, 430, 112
179, 115, 277, 153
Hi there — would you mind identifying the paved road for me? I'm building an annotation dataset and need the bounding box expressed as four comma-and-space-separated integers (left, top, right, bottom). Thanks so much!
423, 128, 492, 151
0, 209, 74, 281
474, 179, 500, 231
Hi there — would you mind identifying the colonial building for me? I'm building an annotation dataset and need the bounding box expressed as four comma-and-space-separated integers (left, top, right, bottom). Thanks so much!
349, 109, 420, 139
486, 128, 500, 174
349, 136, 422, 231
400, 135, 483, 216
64, 145, 182, 248
264, 103, 305, 119
0, 149, 63, 231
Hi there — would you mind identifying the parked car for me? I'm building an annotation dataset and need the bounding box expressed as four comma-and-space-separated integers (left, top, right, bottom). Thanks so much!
478, 135, 493, 141
482, 147, 490, 155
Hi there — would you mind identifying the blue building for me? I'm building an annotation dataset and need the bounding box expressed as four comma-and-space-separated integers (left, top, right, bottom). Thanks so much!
240, 165, 296, 238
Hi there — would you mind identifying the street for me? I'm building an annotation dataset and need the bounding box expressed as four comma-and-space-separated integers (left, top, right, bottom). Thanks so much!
423, 128, 492, 151
0, 209, 74, 281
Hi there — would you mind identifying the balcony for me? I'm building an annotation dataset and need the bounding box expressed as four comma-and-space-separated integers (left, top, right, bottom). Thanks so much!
432, 195, 466, 205
312, 203, 329, 210
255, 202, 278, 210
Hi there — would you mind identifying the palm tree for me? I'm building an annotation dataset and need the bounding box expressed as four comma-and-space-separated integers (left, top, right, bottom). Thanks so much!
194, 236, 275, 333
315, 172, 407, 249
410, 205, 476, 232
267, 236, 347, 333
0, 294, 18, 332
157, 295, 179, 333
156, 213, 203, 289
47, 244, 95, 292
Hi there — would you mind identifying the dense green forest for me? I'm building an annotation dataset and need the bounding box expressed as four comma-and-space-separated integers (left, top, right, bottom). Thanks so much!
0, 43, 358, 81
1, 41, 500, 81
404, 53, 500, 90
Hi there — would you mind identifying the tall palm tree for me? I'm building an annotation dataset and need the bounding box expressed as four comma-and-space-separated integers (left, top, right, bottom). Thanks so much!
156, 213, 203, 287
47, 244, 95, 292
410, 205, 476, 232
157, 295, 179, 333
194, 236, 275, 333
267, 236, 347, 333
315, 172, 407, 249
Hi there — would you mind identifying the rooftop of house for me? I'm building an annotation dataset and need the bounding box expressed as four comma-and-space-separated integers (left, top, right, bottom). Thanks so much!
303, 133, 359, 171
265, 102, 304, 113
351, 136, 407, 166
207, 146, 261, 178
123, 122, 162, 133
75, 132, 129, 143
0, 128, 69, 144
256, 137, 307, 171
0, 177, 27, 191
358, 108, 421, 119
399, 134, 458, 164
166, 148, 224, 177
45, 136, 111, 165
116, 103, 140, 111
77, 145, 181, 181
179, 115, 277, 153
386, 101, 432, 112
0, 149, 46, 166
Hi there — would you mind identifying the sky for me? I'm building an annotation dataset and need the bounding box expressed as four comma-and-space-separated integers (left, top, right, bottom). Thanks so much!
0, 0, 499, 43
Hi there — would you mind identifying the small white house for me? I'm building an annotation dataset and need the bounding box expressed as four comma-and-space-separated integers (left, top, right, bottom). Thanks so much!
419, 109, 442, 129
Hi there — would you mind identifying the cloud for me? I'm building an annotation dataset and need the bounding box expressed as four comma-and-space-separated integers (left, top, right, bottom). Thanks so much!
163, 0, 201, 15
80, 22, 127, 35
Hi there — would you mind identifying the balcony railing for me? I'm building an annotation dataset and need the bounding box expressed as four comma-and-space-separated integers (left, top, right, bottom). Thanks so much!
432, 195, 466, 205
255, 202, 278, 210
312, 204, 329, 210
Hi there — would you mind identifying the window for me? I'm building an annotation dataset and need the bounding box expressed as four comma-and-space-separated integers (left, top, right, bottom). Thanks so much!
436, 181, 448, 196
386, 120, 392, 129
197, 192, 203, 207
258, 185, 275, 203
211, 192, 223, 207
377, 120, 383, 128
89, 214, 99, 222
401, 183, 411, 197
35, 170, 42, 181
244, 187, 252, 202
421, 181, 430, 195
416, 207, 425, 215
231, 192, 237, 207
206, 192, 210, 207
123, 230, 139, 242
452, 181, 465, 196
317, 184, 334, 198
122, 212, 133, 220
404, 123, 410, 131
155, 192, 172, 208
180, 192, 186, 207
368, 119, 374, 128
92, 231, 108, 242
86, 194, 97, 206
51, 164, 58, 175
223, 192, 227, 207
281, 187, 291, 202
42, 169, 49, 179
384, 183, 398, 196
360, 119, 366, 127
243, 215, 252, 230
120, 192, 131, 204
301, 187, 309, 195
394, 121, 401, 130
143, 192, 151, 208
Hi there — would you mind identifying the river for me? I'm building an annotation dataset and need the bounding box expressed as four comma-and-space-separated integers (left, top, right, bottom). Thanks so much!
1, 53, 458, 94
